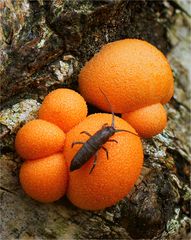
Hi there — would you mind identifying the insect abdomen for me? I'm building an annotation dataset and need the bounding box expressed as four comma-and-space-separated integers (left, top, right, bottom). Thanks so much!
70, 143, 96, 171
70, 126, 115, 171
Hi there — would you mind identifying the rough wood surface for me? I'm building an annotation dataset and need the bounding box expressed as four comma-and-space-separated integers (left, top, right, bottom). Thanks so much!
0, 0, 190, 239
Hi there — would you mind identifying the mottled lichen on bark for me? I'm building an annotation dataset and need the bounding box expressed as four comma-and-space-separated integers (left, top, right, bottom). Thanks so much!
0, 99, 40, 133
0, 99, 40, 152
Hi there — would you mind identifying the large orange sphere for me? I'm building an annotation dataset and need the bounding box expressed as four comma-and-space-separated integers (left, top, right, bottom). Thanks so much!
63, 113, 143, 210
15, 119, 65, 160
39, 88, 88, 132
20, 153, 68, 203
79, 39, 174, 113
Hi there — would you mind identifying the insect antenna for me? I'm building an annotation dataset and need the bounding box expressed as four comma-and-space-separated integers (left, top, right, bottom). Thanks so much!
99, 87, 115, 128
99, 87, 139, 138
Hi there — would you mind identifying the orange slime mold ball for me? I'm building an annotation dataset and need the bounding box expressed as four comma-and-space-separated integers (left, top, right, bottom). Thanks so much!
64, 113, 143, 210
39, 88, 88, 132
20, 153, 68, 203
15, 119, 65, 160
122, 103, 167, 138
79, 39, 174, 113
78, 39, 174, 137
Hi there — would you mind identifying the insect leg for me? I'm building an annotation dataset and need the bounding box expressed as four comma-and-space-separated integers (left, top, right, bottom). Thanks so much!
71, 141, 84, 148
89, 152, 98, 174
107, 139, 118, 143
101, 146, 109, 159
80, 131, 92, 137
115, 129, 138, 137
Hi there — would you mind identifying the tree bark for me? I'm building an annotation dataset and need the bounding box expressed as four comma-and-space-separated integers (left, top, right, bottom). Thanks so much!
0, 0, 190, 239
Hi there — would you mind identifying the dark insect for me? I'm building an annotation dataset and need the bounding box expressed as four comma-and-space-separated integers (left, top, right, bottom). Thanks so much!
70, 89, 138, 174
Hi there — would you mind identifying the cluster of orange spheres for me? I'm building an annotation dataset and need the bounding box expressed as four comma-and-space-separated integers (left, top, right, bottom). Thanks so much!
15, 39, 174, 210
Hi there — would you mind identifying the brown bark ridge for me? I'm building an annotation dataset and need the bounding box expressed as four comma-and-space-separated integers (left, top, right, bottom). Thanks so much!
0, 0, 190, 239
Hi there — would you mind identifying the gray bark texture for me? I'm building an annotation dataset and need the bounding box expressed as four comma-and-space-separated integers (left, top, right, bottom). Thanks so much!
0, 0, 190, 239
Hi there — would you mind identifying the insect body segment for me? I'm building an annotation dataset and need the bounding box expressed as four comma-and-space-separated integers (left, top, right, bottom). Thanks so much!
70, 88, 138, 174
70, 126, 116, 173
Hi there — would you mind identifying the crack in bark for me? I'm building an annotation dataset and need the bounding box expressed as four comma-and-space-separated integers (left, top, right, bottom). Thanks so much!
0, 186, 16, 195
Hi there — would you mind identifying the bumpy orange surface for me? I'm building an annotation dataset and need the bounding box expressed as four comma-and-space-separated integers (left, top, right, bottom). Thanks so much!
79, 39, 174, 113
20, 153, 68, 203
38, 88, 88, 132
63, 113, 143, 210
15, 119, 65, 160
122, 103, 167, 138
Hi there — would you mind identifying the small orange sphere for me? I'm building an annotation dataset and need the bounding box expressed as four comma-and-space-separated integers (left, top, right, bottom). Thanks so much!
122, 103, 167, 138
38, 88, 88, 132
79, 39, 174, 113
15, 119, 65, 160
64, 113, 143, 210
20, 153, 68, 203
